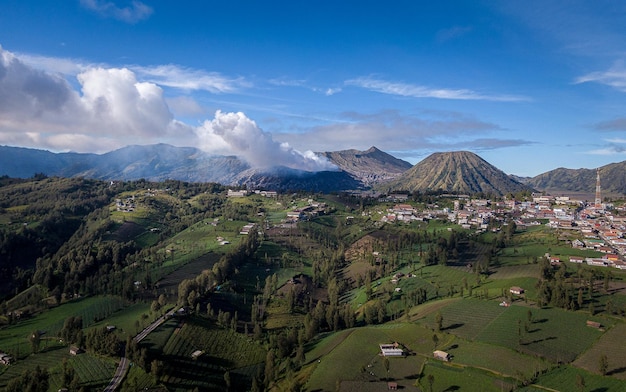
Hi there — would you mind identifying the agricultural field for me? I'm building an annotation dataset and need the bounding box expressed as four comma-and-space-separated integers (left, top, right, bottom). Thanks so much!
153, 315, 266, 391
0, 296, 125, 358
573, 322, 626, 379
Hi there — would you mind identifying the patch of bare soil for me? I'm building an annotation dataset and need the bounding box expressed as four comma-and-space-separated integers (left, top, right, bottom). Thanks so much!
276, 274, 328, 304
111, 221, 146, 241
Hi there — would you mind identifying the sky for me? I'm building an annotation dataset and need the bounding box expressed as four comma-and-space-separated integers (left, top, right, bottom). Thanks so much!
1, 1, 626, 176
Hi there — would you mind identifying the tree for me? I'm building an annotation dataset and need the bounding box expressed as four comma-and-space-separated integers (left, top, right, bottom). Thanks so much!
435, 312, 443, 332
599, 354, 609, 375
427, 374, 435, 392
29, 330, 41, 354
150, 359, 164, 380
432, 333, 439, 349
576, 373, 585, 392
224, 371, 232, 391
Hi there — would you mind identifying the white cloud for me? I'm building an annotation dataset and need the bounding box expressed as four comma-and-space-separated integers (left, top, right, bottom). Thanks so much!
346, 76, 529, 102
273, 109, 530, 154
134, 64, 249, 93
576, 62, 626, 92
0, 46, 195, 152
166, 96, 206, 117
196, 110, 337, 171
80, 0, 153, 23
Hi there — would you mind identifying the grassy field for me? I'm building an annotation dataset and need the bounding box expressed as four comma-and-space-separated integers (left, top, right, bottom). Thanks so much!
0, 344, 116, 391
0, 295, 125, 358
573, 321, 626, 379
525, 365, 626, 392
419, 298, 614, 363
419, 361, 518, 392
141, 315, 266, 391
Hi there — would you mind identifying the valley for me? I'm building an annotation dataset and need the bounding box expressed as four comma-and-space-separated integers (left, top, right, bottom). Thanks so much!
0, 177, 625, 391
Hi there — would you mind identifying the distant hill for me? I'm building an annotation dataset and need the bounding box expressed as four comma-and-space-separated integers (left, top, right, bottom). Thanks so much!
526, 161, 626, 195
379, 151, 531, 196
318, 146, 412, 186
0, 144, 368, 191
4, 144, 625, 195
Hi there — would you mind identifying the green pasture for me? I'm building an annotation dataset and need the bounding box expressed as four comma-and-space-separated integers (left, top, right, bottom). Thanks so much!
70, 352, 118, 390
0, 344, 67, 389
0, 295, 125, 357
475, 304, 607, 363
90, 302, 152, 337
573, 321, 626, 379
140, 317, 179, 353
421, 298, 508, 340
419, 298, 609, 364
447, 338, 550, 381
525, 365, 626, 391
489, 264, 540, 280
155, 316, 265, 391
121, 364, 158, 391
480, 276, 539, 300
419, 361, 518, 392
305, 324, 437, 391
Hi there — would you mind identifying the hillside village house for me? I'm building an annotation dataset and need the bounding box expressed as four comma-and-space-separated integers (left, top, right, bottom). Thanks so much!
433, 350, 451, 361
510, 286, 524, 295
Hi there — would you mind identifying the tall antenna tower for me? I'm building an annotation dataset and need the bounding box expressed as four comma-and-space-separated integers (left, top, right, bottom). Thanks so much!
594, 168, 602, 209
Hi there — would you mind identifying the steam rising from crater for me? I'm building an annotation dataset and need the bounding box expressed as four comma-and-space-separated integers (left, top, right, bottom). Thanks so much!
197, 110, 337, 172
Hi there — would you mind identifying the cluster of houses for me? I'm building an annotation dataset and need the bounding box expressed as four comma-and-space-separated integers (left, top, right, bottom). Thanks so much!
115, 196, 136, 212
227, 189, 278, 198
373, 193, 626, 266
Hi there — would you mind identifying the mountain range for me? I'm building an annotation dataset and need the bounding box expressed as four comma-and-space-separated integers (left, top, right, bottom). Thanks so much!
1, 144, 625, 196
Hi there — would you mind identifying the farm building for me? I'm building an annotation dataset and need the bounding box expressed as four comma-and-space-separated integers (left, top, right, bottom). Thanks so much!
0, 353, 13, 365
379, 343, 404, 357
433, 350, 451, 361
69, 346, 83, 355
191, 350, 204, 360
586, 320, 602, 329
510, 286, 524, 295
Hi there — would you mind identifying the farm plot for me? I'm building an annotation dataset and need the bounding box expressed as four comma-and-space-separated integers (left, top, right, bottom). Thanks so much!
422, 298, 508, 340
305, 324, 434, 392
153, 252, 221, 295
573, 322, 626, 379
0, 345, 68, 390
475, 305, 606, 363
489, 264, 540, 280
70, 352, 117, 390
528, 365, 626, 391
0, 295, 125, 357
448, 338, 550, 381
419, 360, 518, 392
156, 316, 265, 391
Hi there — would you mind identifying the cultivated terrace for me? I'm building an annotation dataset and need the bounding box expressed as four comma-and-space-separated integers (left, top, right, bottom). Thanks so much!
0, 176, 626, 391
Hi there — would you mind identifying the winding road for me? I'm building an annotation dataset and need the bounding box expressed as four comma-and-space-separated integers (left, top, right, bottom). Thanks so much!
103, 307, 176, 391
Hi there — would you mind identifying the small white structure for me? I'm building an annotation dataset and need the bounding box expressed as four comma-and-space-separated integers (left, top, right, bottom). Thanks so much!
433, 350, 450, 361
379, 343, 404, 357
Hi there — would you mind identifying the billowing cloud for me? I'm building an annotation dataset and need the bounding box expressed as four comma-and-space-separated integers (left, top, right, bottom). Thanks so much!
80, 0, 153, 23
196, 110, 337, 171
346, 76, 529, 102
0, 46, 195, 152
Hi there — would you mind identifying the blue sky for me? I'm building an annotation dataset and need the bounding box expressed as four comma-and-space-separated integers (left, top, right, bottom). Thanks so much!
1, 1, 626, 176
